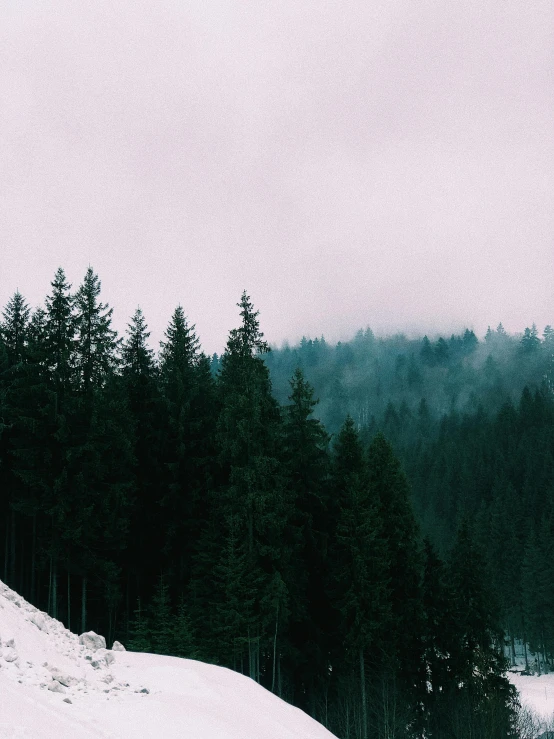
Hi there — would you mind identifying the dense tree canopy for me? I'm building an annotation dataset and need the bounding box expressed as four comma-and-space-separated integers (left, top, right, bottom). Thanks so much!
1, 268, 551, 737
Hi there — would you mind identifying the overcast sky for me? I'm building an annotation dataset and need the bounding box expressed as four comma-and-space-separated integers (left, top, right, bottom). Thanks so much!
1, 0, 552, 354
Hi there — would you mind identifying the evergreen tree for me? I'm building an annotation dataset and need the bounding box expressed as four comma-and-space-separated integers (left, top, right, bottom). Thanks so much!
521, 530, 550, 670
211, 513, 258, 671
158, 307, 217, 595
421, 539, 455, 702
1, 291, 30, 366
440, 521, 517, 737
2, 306, 50, 600
434, 337, 449, 364
330, 417, 390, 739
462, 328, 478, 354
420, 336, 435, 366
59, 269, 130, 632
150, 575, 175, 655
73, 267, 120, 394
0, 292, 32, 592
521, 324, 541, 354
366, 433, 424, 701
448, 521, 509, 692
121, 308, 165, 607
213, 292, 286, 682
173, 595, 198, 659
44, 268, 75, 405
128, 598, 152, 652
281, 367, 331, 707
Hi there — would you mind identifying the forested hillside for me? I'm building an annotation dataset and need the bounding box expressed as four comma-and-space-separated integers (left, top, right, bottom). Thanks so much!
264, 319, 554, 672
1, 267, 552, 738
263, 322, 553, 435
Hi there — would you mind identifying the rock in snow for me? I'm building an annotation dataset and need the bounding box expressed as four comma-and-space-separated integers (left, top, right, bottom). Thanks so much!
0, 577, 337, 738
78, 630, 106, 651
3, 646, 18, 662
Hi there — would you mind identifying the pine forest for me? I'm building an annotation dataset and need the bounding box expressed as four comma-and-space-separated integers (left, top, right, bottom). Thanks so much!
2, 267, 554, 738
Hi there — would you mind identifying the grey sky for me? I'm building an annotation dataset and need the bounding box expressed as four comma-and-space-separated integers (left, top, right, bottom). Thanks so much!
1, 0, 552, 354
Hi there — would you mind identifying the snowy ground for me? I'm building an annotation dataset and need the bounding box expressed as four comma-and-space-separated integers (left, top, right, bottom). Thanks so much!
504, 641, 554, 725
0, 579, 336, 739
509, 670, 554, 724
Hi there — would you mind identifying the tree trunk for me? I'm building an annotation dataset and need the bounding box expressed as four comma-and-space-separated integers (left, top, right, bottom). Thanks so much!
3, 516, 8, 583
9, 508, 15, 587
257, 633, 260, 683
48, 555, 52, 613
30, 514, 36, 604
81, 576, 87, 633
52, 558, 57, 619
125, 571, 130, 641
272, 602, 279, 693
524, 638, 529, 671
360, 649, 368, 739
67, 569, 71, 632
248, 627, 253, 679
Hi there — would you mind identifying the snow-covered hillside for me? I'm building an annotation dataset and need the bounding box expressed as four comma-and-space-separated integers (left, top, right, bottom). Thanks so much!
0, 579, 336, 738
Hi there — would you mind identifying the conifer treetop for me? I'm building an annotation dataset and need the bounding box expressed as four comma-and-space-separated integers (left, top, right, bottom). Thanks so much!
226, 291, 269, 358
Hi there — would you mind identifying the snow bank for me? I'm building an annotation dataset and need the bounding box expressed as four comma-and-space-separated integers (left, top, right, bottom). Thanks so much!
0, 579, 337, 738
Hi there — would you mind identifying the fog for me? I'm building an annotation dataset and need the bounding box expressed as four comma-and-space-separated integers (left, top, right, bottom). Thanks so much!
1, 0, 552, 353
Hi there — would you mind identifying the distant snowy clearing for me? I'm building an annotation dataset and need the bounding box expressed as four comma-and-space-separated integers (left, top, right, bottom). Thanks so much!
0, 579, 336, 739
510, 670, 554, 724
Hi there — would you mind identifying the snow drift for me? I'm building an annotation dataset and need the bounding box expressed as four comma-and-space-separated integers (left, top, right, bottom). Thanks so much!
0, 579, 336, 738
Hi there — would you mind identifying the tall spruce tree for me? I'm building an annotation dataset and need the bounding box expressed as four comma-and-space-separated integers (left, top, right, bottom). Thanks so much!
212, 292, 286, 683
421, 538, 458, 734
158, 307, 217, 595
61, 268, 130, 632
7, 307, 51, 603
432, 521, 518, 737
44, 268, 75, 405
281, 367, 331, 708
73, 267, 120, 395
330, 417, 390, 739
0, 291, 31, 591
366, 432, 424, 705
2, 291, 30, 366
121, 308, 166, 614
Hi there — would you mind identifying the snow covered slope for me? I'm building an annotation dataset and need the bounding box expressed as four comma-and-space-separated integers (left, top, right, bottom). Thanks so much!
0, 580, 336, 738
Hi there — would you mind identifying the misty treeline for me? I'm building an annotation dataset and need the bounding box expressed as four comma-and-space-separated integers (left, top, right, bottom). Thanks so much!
0, 268, 551, 738
265, 315, 554, 666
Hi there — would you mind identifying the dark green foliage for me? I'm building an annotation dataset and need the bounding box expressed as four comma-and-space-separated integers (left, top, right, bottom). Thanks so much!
158, 306, 217, 594
0, 272, 542, 738
44, 268, 75, 403
281, 368, 331, 706
73, 267, 120, 394
521, 324, 541, 354
424, 522, 519, 738
366, 434, 424, 689
331, 418, 390, 662
150, 576, 175, 656
448, 522, 506, 688
1, 291, 30, 366
174, 596, 198, 659
210, 293, 289, 683
128, 598, 152, 652
421, 539, 454, 700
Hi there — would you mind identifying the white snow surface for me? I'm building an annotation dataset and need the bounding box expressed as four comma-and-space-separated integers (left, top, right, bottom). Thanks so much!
509, 670, 554, 723
0, 579, 337, 738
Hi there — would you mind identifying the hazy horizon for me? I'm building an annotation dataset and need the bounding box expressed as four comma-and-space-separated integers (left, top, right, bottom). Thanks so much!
2, 0, 552, 355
